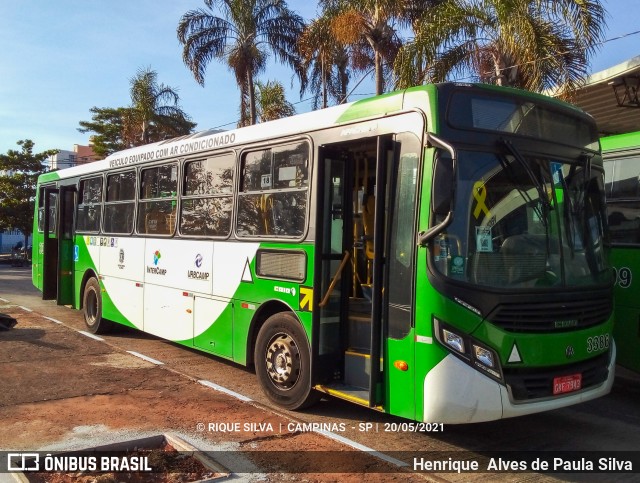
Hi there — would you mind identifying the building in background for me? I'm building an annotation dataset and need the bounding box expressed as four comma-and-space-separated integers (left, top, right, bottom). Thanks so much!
1, 144, 98, 255
49, 143, 98, 170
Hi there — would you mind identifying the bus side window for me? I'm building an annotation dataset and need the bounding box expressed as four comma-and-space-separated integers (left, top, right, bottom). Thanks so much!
237, 141, 309, 238
103, 171, 135, 235
606, 156, 640, 245
180, 155, 234, 237
77, 176, 103, 233
137, 164, 177, 236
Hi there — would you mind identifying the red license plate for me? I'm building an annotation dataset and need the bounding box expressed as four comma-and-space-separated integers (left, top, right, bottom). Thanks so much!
553, 373, 582, 395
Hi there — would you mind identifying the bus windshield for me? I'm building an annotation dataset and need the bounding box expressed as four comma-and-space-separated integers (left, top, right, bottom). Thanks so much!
432, 148, 612, 289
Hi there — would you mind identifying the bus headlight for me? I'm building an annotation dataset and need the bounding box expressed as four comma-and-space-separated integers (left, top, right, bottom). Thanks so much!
433, 318, 503, 381
472, 344, 501, 379
473, 345, 494, 368
443, 329, 465, 354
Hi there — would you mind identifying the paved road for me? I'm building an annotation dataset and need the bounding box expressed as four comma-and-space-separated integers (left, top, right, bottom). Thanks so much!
1, 264, 639, 481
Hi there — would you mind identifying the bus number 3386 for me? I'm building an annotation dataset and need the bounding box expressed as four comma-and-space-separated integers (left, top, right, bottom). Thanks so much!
587, 334, 610, 353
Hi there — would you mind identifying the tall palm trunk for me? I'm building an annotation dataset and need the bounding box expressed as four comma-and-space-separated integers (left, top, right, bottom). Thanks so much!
248, 68, 257, 125
374, 49, 384, 95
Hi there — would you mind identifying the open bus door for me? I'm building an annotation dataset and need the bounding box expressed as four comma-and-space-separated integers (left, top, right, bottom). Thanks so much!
42, 184, 76, 305
315, 129, 420, 419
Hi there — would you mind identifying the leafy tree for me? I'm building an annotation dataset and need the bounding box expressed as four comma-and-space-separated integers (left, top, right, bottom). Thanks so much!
0, 140, 57, 246
78, 107, 130, 158
177, 0, 304, 126
318, 0, 441, 95
395, 0, 606, 97
129, 67, 195, 144
79, 68, 195, 157
298, 15, 351, 108
255, 80, 295, 121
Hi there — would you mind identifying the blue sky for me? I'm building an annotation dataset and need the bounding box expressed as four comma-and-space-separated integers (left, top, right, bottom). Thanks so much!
0, 0, 637, 156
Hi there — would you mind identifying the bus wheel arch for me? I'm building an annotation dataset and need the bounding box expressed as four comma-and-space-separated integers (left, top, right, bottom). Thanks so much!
79, 270, 98, 310
253, 309, 320, 410
247, 300, 291, 367
81, 273, 112, 334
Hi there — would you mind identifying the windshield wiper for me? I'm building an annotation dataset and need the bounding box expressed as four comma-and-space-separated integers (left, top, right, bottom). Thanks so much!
497, 154, 545, 226
501, 138, 552, 213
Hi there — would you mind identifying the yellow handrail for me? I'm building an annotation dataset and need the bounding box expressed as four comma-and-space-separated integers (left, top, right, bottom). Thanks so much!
319, 251, 351, 307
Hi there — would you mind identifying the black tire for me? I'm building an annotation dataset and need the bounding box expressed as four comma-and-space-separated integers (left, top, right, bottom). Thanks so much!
83, 277, 112, 334
254, 312, 320, 410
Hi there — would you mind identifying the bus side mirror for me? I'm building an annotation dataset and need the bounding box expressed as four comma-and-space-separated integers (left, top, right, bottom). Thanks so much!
418, 133, 457, 246
432, 155, 454, 216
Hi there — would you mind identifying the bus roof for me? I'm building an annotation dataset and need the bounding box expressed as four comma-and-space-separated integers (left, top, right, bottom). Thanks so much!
39, 82, 585, 183
40, 88, 416, 182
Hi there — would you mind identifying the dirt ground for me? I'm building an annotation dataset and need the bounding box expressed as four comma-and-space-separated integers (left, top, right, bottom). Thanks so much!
0, 303, 435, 482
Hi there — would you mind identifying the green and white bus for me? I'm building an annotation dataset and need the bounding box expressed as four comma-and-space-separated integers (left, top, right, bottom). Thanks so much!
602, 131, 640, 373
33, 83, 615, 423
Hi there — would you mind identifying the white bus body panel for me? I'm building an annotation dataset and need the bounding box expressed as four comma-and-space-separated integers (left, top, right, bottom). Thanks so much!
423, 344, 616, 424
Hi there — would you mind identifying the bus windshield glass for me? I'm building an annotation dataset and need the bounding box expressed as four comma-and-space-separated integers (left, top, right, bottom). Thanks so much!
448, 90, 599, 151
432, 148, 612, 289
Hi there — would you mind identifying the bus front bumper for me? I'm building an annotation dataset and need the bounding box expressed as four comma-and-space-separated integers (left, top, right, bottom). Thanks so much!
422, 343, 616, 424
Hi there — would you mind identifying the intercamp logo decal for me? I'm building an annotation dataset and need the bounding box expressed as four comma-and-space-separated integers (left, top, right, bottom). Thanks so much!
147, 250, 167, 275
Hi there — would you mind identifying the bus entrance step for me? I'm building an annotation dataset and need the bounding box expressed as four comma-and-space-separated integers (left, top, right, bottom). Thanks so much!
344, 349, 373, 389
316, 383, 370, 407
347, 315, 371, 352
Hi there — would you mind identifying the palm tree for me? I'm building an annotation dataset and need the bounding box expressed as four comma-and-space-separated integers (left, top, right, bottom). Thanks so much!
177, 0, 304, 126
129, 67, 194, 144
317, 1, 442, 96
298, 15, 351, 108
255, 80, 295, 121
318, 0, 404, 96
395, 0, 606, 97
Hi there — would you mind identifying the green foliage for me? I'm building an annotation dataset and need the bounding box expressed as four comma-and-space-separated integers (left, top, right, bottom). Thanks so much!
177, 0, 305, 125
255, 80, 296, 121
129, 67, 196, 144
78, 68, 196, 157
298, 15, 351, 108
394, 0, 607, 97
0, 140, 57, 241
78, 107, 131, 158
317, 0, 442, 95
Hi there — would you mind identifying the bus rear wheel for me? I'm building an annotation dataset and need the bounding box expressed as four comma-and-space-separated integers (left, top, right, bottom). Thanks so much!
83, 277, 112, 334
255, 313, 320, 410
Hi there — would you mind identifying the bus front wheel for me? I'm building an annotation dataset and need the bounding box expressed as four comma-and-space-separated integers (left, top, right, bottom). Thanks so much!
255, 313, 320, 410
83, 277, 112, 334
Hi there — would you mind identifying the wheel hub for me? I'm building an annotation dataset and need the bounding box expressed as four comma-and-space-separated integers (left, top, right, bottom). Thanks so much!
265, 333, 300, 390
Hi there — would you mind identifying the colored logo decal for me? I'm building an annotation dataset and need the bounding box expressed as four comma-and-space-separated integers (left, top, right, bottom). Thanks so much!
73, 245, 79, 262
188, 253, 210, 280
299, 286, 313, 312
153, 250, 161, 265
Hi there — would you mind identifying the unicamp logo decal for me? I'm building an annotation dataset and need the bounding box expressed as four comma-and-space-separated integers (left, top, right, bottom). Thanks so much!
147, 250, 167, 275
188, 253, 209, 280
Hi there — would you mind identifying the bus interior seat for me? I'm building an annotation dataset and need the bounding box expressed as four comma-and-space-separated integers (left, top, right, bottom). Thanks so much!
501, 234, 547, 284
